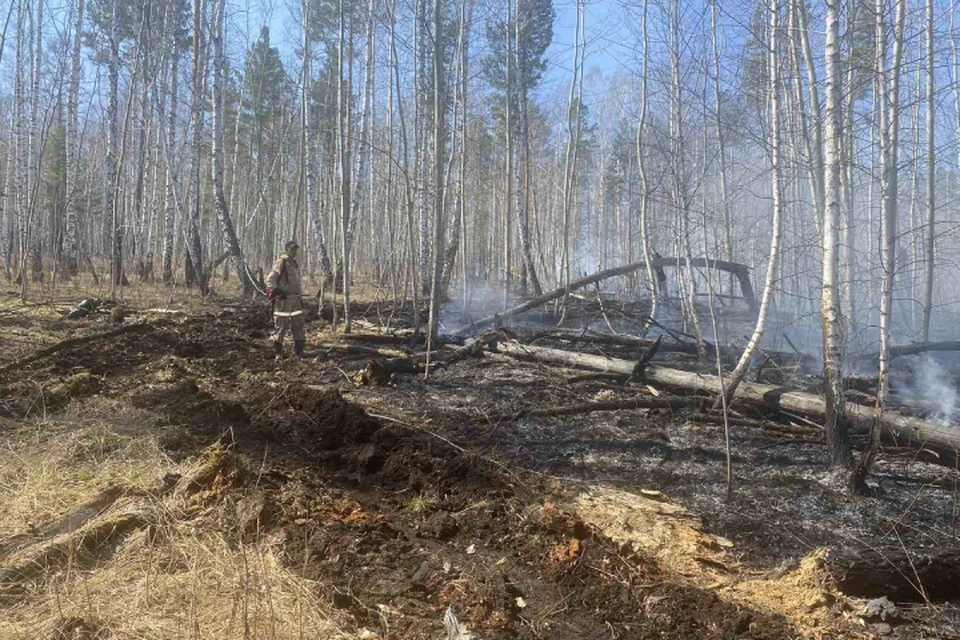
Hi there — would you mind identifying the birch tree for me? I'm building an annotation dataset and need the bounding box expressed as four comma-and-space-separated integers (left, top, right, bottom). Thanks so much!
426, 0, 446, 348
161, 1, 181, 285
106, 0, 121, 289
636, 0, 657, 331
338, 0, 352, 332
822, 0, 849, 467
186, 0, 207, 294
720, 0, 784, 406
921, 0, 935, 342
854, 0, 905, 489
302, 0, 333, 283
64, 0, 85, 275
210, 0, 255, 294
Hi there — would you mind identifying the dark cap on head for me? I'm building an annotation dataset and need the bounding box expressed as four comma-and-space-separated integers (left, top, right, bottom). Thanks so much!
284, 240, 300, 251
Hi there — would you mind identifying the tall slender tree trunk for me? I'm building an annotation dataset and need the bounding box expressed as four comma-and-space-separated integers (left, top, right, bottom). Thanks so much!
710, 0, 732, 293
854, 0, 905, 489
636, 0, 657, 332
503, 0, 514, 303
668, 0, 704, 358
162, 41, 179, 285
720, 0, 784, 407
348, 0, 375, 251
921, 0, 936, 341
795, 0, 825, 226
186, 0, 208, 294
560, 0, 583, 296
840, 0, 860, 340
132, 2, 151, 263
515, 0, 541, 297
426, 0, 445, 353
14, 0, 26, 299
822, 0, 850, 468
210, 0, 254, 295
107, 0, 122, 291
64, 0, 84, 275
302, 0, 333, 282
338, 0, 352, 332
441, 0, 472, 298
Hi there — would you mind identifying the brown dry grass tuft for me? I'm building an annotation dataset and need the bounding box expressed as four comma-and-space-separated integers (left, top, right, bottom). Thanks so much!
0, 397, 352, 639
0, 529, 350, 639
0, 399, 172, 539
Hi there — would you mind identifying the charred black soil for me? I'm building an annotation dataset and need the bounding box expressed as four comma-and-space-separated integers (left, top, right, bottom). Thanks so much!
2, 296, 959, 638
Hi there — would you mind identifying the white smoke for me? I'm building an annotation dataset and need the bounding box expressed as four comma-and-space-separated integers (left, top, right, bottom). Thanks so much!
913, 357, 958, 425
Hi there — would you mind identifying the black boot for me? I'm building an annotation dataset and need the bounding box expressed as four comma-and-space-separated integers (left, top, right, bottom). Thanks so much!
273, 340, 283, 361
294, 340, 308, 358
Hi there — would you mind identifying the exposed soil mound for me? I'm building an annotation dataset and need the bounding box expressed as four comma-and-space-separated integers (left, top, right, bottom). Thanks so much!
256, 385, 507, 497
234, 389, 797, 639
130, 378, 249, 430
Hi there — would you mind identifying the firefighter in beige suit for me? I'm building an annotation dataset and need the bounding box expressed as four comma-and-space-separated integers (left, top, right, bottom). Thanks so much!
266, 240, 307, 359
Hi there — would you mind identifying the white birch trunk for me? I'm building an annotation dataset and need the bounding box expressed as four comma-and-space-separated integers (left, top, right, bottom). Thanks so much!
161, 44, 179, 285
855, 0, 905, 488
338, 0, 352, 331
822, 0, 849, 467
301, 0, 333, 282
210, 0, 254, 294
186, 0, 207, 293
721, 0, 784, 406
921, 0, 936, 341
106, 0, 122, 290
64, 0, 84, 275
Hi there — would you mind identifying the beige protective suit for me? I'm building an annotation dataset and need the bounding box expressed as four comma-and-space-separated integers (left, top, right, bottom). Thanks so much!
266, 253, 305, 344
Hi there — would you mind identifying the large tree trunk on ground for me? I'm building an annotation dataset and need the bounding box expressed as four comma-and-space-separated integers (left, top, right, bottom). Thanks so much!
491, 341, 960, 468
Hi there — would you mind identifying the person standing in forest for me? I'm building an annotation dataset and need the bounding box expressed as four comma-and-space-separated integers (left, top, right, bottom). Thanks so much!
267, 240, 307, 360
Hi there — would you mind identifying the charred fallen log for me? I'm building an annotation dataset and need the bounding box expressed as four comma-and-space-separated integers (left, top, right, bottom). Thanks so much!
855, 341, 960, 363
517, 327, 812, 374
349, 332, 503, 385
491, 341, 960, 467
454, 258, 757, 336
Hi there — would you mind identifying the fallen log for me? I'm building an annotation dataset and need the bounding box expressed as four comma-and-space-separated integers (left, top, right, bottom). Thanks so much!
825, 547, 960, 602
0, 322, 160, 374
454, 258, 757, 336
855, 340, 960, 363
350, 334, 501, 385
519, 327, 811, 367
492, 341, 960, 467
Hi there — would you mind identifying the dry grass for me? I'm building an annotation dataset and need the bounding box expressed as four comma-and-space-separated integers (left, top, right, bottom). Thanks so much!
0, 529, 350, 639
0, 399, 172, 539
0, 397, 353, 640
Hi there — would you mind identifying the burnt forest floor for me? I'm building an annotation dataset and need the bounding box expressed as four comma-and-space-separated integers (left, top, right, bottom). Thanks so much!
1, 286, 959, 639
